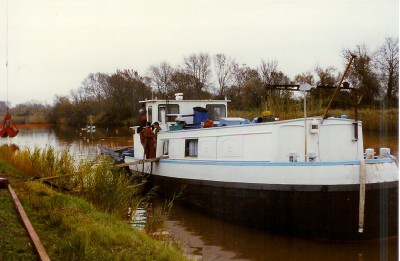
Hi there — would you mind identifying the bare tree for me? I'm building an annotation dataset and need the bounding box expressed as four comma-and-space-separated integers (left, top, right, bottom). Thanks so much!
169, 70, 204, 99
81, 73, 109, 102
183, 53, 212, 95
343, 45, 380, 106
51, 95, 73, 124
257, 59, 292, 112
315, 66, 338, 86
106, 70, 152, 123
148, 62, 175, 97
374, 37, 399, 108
294, 71, 315, 85
242, 68, 263, 108
214, 53, 234, 97
310, 66, 340, 109
228, 63, 264, 108
231, 63, 248, 96
258, 59, 278, 85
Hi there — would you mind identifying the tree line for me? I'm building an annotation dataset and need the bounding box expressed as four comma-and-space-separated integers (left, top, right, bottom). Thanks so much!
1, 37, 398, 126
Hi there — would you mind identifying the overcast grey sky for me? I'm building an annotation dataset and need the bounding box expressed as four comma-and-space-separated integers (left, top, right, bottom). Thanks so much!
0, 0, 398, 105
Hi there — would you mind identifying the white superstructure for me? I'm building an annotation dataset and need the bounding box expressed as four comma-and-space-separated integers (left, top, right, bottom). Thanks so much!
124, 93, 398, 240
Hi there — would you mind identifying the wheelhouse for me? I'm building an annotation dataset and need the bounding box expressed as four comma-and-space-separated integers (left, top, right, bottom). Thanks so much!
140, 93, 229, 130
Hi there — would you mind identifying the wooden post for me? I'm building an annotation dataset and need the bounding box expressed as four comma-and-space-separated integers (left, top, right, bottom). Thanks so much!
0, 177, 9, 189
358, 159, 366, 233
8, 184, 51, 260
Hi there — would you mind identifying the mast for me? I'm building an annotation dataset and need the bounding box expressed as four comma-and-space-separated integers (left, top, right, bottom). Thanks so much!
322, 54, 357, 119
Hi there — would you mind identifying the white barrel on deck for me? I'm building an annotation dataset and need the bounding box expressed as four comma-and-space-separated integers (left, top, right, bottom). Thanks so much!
365, 148, 375, 159
379, 148, 391, 158
308, 151, 318, 162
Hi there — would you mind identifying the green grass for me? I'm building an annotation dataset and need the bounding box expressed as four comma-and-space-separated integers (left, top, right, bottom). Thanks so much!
0, 145, 144, 220
0, 189, 37, 260
0, 147, 188, 260
24, 182, 186, 260
0, 170, 187, 260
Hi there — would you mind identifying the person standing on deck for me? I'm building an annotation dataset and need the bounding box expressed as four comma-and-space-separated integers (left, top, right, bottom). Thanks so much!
140, 122, 155, 159
139, 104, 147, 126
153, 122, 161, 149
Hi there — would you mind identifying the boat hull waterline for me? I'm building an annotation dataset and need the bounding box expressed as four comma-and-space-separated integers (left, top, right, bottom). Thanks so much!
126, 93, 398, 240
144, 158, 398, 240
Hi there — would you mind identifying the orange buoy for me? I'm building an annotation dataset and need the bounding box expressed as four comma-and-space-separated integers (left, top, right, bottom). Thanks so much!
203, 119, 214, 128
0, 114, 19, 138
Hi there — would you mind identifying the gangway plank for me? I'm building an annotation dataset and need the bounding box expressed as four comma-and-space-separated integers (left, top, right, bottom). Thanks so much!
116, 156, 168, 168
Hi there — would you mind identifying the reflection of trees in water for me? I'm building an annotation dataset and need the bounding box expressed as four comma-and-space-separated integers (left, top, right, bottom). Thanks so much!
2, 126, 133, 162
167, 203, 398, 261
52, 125, 133, 141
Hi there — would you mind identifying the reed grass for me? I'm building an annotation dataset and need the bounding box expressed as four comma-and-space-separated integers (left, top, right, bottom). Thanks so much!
145, 191, 181, 237
5, 181, 186, 260
0, 145, 148, 219
0, 146, 187, 260
81, 160, 143, 217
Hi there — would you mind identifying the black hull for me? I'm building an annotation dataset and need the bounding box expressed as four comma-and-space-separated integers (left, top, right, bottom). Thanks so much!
150, 175, 398, 240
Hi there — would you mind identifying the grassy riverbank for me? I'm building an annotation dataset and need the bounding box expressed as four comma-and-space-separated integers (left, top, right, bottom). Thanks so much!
0, 147, 187, 260
0, 184, 37, 260
229, 108, 398, 132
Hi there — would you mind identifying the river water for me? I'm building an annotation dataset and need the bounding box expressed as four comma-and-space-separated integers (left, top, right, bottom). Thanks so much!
0, 125, 398, 261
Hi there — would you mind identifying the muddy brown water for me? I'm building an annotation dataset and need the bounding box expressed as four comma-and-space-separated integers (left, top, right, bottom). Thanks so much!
0, 125, 398, 261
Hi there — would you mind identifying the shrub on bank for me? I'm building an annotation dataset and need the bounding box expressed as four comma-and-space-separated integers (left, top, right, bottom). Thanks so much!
0, 146, 140, 219
0, 146, 187, 260
2, 180, 186, 260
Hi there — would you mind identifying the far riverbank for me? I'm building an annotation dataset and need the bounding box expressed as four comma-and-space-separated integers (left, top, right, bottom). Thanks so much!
9, 108, 398, 132
229, 108, 399, 132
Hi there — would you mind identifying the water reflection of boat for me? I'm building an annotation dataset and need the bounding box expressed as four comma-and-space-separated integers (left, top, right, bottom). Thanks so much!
166, 202, 398, 260
129, 207, 147, 231
124, 60, 398, 240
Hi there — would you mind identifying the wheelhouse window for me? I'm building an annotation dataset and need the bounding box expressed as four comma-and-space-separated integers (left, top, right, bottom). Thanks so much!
147, 106, 152, 123
206, 104, 226, 121
185, 139, 198, 157
158, 104, 179, 122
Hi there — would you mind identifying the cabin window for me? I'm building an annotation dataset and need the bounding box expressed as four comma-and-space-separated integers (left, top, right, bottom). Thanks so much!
185, 139, 198, 157
163, 141, 169, 155
206, 104, 226, 121
147, 106, 152, 123
158, 104, 179, 122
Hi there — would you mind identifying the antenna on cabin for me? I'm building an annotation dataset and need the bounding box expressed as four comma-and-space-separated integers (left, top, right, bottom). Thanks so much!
299, 83, 316, 162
